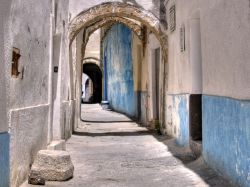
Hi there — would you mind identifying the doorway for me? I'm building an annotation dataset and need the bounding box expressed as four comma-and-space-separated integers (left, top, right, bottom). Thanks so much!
155, 48, 160, 121
82, 63, 102, 104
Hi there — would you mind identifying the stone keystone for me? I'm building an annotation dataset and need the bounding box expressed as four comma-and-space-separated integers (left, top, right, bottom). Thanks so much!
30, 150, 74, 181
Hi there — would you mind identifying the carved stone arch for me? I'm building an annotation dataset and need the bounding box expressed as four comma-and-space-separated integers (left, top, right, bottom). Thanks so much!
69, 2, 168, 60
84, 17, 143, 41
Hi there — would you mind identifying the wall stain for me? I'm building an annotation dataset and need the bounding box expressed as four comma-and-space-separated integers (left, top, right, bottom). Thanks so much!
203, 95, 250, 187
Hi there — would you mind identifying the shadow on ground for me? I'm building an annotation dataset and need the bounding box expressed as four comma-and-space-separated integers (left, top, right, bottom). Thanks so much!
74, 125, 234, 187
77, 105, 235, 187
152, 134, 235, 187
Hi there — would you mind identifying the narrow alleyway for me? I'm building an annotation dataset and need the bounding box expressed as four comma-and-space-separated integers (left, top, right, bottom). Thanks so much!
22, 105, 233, 187
2, 1, 250, 186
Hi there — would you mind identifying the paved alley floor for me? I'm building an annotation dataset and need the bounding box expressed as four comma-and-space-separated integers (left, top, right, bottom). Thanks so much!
22, 105, 234, 187
81, 104, 132, 122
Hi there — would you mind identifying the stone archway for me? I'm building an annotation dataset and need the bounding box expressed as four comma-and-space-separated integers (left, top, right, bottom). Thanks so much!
69, 2, 168, 130
69, 2, 168, 61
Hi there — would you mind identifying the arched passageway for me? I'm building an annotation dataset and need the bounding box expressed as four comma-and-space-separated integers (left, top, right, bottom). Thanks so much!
82, 63, 102, 103
69, 2, 168, 132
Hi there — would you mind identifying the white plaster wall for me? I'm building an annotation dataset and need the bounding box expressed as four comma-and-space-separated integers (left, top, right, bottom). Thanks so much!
62, 100, 74, 139
3, 1, 52, 186
52, 0, 73, 140
165, 0, 200, 94
52, 33, 64, 139
200, 0, 250, 100
165, 94, 189, 141
166, 0, 250, 100
6, 1, 51, 109
73, 31, 84, 130
0, 0, 11, 132
84, 30, 101, 61
10, 105, 49, 187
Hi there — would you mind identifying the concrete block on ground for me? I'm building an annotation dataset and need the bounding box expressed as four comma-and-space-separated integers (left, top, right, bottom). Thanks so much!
47, 140, 66, 150
31, 150, 74, 181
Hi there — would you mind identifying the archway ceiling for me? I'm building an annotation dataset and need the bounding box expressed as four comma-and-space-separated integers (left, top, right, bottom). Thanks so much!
69, 2, 168, 60
83, 16, 143, 41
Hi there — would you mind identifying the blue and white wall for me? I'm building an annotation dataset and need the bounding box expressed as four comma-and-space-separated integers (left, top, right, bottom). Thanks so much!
102, 24, 138, 118
2, 0, 72, 186
202, 96, 250, 187
165, 0, 250, 186
166, 95, 190, 147
200, 1, 250, 186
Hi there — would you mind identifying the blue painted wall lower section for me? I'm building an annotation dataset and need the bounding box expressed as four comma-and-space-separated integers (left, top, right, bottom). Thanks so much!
0, 132, 10, 187
172, 95, 189, 146
203, 95, 250, 187
103, 24, 138, 118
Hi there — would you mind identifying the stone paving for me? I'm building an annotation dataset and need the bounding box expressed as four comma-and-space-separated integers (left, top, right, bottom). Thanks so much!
22, 104, 234, 187
81, 104, 132, 122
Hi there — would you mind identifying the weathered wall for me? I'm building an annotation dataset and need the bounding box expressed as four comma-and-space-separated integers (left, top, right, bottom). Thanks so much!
146, 34, 161, 124
165, 0, 199, 94
165, 0, 250, 101
166, 95, 189, 146
74, 30, 84, 129
0, 1, 11, 186
103, 24, 138, 118
131, 33, 148, 124
165, 0, 201, 142
201, 2, 250, 186
10, 105, 49, 187
52, 0, 72, 140
200, 0, 250, 100
165, 0, 250, 186
4, 0, 51, 186
84, 30, 101, 61
203, 96, 250, 187
0, 133, 10, 187
199, 2, 250, 185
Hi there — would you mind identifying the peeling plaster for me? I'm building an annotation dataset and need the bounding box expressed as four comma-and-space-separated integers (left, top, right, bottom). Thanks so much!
203, 95, 250, 187
103, 24, 138, 118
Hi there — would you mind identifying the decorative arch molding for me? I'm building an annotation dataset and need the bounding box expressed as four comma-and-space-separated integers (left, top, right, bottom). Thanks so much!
69, 2, 168, 60
84, 16, 143, 42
